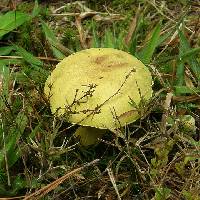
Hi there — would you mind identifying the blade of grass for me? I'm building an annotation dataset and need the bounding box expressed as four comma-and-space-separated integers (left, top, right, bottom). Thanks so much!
41, 21, 72, 59
91, 20, 100, 48
0, 64, 9, 100
181, 47, 200, 59
0, 114, 11, 186
0, 11, 31, 38
102, 29, 115, 48
32, 0, 41, 18
137, 22, 161, 64
12, 45, 49, 83
176, 52, 185, 86
0, 112, 28, 168
157, 29, 173, 46
124, 6, 144, 56
0, 58, 22, 66
14, 45, 43, 66
129, 36, 137, 56
128, 12, 144, 55
0, 46, 14, 56
115, 30, 126, 50
174, 86, 200, 94
179, 30, 200, 81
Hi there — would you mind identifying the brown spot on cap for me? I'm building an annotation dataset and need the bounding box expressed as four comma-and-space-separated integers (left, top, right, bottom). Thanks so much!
107, 62, 128, 68
118, 109, 138, 120
94, 55, 108, 65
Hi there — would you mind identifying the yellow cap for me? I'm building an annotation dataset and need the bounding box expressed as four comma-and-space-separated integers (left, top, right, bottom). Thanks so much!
44, 48, 153, 129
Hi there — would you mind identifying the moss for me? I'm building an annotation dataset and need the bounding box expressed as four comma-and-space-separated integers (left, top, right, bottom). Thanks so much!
61, 28, 79, 51
16, 2, 35, 13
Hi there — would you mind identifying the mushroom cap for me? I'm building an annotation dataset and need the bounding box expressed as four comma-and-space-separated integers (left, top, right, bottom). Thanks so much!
44, 48, 153, 130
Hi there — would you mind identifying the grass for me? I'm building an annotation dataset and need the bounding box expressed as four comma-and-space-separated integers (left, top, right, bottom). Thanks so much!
0, 0, 200, 199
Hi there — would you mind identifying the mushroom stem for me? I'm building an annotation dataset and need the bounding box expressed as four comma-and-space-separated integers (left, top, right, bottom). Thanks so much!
75, 126, 106, 146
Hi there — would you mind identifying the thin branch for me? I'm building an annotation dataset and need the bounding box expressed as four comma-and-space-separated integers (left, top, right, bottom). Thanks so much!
23, 159, 99, 200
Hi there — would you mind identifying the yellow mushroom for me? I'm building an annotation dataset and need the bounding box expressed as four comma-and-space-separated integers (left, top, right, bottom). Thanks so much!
44, 48, 153, 145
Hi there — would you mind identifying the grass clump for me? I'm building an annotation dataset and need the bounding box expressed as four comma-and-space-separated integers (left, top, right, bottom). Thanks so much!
0, 0, 199, 199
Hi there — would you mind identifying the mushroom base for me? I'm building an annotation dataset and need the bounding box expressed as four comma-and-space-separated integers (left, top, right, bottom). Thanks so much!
75, 126, 106, 146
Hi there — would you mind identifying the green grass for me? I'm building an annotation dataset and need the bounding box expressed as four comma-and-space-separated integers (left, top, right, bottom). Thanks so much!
0, 0, 199, 199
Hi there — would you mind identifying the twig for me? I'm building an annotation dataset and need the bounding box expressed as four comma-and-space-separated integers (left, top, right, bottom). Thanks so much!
161, 92, 173, 134
50, 40, 74, 55
107, 167, 121, 200
124, 6, 140, 45
23, 159, 99, 200
75, 16, 87, 49
0, 196, 25, 200
0, 55, 61, 62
